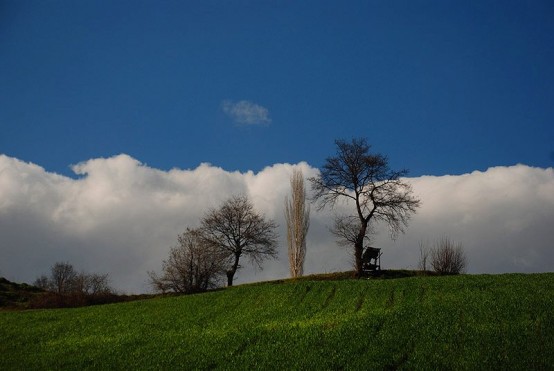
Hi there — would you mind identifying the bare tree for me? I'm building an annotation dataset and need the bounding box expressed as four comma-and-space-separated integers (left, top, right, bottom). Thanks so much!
418, 241, 430, 272
35, 262, 113, 295
309, 138, 420, 276
201, 195, 278, 287
285, 169, 310, 278
149, 228, 226, 293
50, 262, 78, 294
33, 275, 50, 290
430, 237, 467, 274
74, 272, 112, 295
73, 272, 91, 295
87, 273, 112, 295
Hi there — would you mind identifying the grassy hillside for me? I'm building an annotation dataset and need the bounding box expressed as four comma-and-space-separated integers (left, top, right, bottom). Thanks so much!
0, 277, 44, 309
1, 273, 553, 369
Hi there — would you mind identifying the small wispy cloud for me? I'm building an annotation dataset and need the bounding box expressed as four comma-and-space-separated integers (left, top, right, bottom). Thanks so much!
221, 100, 272, 126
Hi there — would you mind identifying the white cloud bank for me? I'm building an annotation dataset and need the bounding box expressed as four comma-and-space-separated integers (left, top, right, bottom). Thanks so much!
1, 154, 553, 293
221, 100, 271, 126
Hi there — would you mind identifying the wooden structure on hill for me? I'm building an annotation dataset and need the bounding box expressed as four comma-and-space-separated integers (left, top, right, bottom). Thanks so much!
361, 246, 382, 273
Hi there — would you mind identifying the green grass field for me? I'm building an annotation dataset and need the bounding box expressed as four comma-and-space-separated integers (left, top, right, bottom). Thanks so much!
1, 273, 553, 370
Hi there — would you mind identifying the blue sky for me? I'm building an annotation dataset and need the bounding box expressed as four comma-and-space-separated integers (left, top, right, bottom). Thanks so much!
1, 0, 553, 177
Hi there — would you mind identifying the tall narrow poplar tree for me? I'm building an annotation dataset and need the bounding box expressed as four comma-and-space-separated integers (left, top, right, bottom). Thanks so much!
285, 169, 310, 278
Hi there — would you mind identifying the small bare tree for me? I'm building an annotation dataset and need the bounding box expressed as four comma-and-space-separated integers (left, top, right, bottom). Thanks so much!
35, 262, 113, 295
50, 262, 78, 294
201, 195, 278, 286
285, 169, 310, 278
310, 138, 420, 276
418, 241, 430, 272
149, 228, 226, 293
74, 272, 112, 295
34, 275, 50, 290
88, 273, 112, 295
430, 237, 467, 275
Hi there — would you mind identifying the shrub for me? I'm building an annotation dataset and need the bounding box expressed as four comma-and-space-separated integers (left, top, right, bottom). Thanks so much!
430, 238, 467, 274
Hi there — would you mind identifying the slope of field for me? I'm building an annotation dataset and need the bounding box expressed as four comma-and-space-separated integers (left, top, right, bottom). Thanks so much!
1, 274, 553, 369
0, 277, 44, 309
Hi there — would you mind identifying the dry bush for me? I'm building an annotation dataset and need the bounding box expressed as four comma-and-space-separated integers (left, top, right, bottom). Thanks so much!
430, 237, 467, 275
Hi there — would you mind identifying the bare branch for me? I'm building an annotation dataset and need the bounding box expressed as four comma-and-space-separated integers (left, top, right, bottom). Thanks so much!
331, 214, 374, 247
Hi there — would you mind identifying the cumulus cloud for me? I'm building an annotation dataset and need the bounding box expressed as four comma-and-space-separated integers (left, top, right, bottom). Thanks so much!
221, 100, 271, 126
0, 154, 553, 293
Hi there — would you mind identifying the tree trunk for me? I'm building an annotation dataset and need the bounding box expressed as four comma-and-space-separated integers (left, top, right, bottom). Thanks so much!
226, 252, 241, 287
226, 270, 235, 287
354, 239, 364, 277
354, 222, 368, 277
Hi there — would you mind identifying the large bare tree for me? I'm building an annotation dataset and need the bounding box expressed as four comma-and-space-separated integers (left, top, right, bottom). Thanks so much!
149, 228, 226, 293
201, 195, 278, 286
309, 138, 420, 276
285, 169, 310, 278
